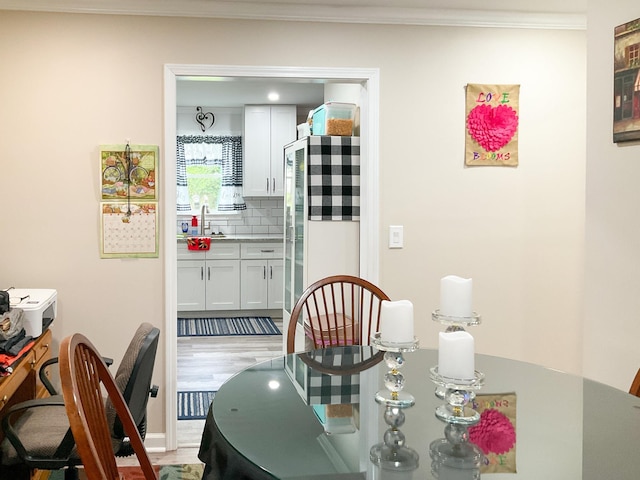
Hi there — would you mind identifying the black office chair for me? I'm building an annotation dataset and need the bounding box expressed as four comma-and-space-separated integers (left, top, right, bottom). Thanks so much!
0, 322, 160, 480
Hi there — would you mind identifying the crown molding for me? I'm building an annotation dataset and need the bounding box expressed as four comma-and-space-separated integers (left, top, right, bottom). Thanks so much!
0, 0, 587, 30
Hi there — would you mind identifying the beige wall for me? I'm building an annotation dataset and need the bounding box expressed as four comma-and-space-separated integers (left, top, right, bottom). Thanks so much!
0, 11, 586, 439
585, 0, 640, 391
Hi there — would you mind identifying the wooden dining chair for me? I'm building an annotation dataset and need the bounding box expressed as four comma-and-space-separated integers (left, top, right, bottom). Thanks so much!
286, 274, 390, 353
629, 368, 640, 397
59, 333, 157, 480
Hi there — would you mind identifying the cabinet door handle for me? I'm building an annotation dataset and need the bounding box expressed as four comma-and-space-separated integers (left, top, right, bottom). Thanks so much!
261, 249, 275, 253
263, 266, 266, 279
266, 178, 270, 192
272, 177, 276, 192
208, 266, 211, 281
270, 265, 273, 279
201, 266, 204, 280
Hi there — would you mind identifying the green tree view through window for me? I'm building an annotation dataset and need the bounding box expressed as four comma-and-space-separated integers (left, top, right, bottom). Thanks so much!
186, 164, 222, 211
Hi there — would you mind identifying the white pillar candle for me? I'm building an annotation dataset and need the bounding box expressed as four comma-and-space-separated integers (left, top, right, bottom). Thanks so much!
438, 331, 475, 380
379, 300, 414, 343
440, 275, 473, 317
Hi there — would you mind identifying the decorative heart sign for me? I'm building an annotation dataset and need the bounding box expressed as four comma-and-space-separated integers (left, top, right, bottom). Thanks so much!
467, 104, 519, 152
195, 106, 215, 132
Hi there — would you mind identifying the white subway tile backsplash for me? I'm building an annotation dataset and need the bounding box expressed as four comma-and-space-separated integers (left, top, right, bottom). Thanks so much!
177, 197, 284, 236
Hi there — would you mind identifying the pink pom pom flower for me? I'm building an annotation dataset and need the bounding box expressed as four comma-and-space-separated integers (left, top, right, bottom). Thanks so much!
468, 408, 516, 455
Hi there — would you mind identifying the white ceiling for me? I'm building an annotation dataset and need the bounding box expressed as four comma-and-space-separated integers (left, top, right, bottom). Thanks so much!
177, 77, 327, 108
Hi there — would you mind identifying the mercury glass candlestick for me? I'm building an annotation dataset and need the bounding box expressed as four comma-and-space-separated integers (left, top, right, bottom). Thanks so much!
371, 333, 419, 408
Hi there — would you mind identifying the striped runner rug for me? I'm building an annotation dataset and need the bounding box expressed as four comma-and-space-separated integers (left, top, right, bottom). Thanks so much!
47, 463, 204, 479
178, 391, 217, 420
177, 316, 281, 337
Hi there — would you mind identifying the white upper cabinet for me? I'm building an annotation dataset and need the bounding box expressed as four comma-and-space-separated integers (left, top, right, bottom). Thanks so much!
244, 105, 296, 197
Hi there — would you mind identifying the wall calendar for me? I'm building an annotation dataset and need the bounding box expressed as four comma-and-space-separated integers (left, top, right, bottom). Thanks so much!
100, 202, 158, 258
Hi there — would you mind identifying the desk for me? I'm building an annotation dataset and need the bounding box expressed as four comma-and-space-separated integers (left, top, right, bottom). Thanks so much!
199, 346, 640, 480
0, 328, 52, 425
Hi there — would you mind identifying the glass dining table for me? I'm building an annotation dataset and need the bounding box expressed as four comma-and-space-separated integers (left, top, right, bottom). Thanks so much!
197, 345, 640, 480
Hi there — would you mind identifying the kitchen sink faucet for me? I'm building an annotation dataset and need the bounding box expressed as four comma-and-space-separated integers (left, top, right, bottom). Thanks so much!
200, 204, 210, 236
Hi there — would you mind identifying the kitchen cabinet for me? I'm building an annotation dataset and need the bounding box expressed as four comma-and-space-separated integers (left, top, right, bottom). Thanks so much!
243, 105, 296, 197
283, 137, 361, 351
240, 242, 284, 310
177, 243, 240, 311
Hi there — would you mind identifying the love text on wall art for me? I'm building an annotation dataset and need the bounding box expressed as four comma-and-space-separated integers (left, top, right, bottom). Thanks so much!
465, 84, 520, 167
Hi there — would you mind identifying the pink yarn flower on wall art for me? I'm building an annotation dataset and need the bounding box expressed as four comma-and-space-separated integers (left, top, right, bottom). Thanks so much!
468, 408, 516, 455
467, 104, 519, 152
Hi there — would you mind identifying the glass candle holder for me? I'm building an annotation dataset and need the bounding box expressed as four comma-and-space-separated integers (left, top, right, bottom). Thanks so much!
429, 367, 484, 425
371, 333, 419, 408
430, 423, 484, 480
370, 405, 419, 473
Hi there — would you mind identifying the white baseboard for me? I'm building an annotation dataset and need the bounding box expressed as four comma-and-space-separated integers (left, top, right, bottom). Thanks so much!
144, 432, 167, 452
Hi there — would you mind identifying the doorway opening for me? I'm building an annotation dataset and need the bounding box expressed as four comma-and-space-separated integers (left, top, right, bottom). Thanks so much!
163, 64, 380, 450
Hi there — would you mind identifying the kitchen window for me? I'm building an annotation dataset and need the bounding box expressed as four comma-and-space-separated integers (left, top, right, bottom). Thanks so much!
177, 135, 246, 213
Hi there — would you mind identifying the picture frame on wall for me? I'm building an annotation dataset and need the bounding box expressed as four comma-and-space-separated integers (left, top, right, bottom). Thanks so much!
613, 17, 640, 143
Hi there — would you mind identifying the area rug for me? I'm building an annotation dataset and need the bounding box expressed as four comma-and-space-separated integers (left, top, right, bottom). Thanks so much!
178, 390, 217, 420
177, 316, 281, 337
47, 463, 204, 480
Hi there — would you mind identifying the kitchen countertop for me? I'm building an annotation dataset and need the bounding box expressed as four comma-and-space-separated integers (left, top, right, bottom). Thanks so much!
177, 234, 284, 243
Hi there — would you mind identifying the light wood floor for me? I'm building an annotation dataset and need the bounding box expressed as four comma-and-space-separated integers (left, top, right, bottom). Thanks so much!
121, 317, 285, 466
177, 317, 284, 447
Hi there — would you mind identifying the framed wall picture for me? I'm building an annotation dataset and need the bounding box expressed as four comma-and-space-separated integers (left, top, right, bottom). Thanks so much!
100, 144, 158, 200
613, 17, 640, 143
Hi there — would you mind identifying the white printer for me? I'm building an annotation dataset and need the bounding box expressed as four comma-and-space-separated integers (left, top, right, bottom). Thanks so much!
8, 288, 57, 337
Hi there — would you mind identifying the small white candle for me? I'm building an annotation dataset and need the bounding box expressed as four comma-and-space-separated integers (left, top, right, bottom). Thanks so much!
438, 331, 475, 380
440, 275, 473, 317
379, 300, 414, 344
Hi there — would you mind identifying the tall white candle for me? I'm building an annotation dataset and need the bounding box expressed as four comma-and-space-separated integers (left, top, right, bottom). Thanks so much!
440, 275, 473, 317
379, 300, 414, 343
438, 331, 475, 380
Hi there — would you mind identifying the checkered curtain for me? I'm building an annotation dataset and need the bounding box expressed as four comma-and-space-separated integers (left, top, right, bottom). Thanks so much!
176, 135, 246, 212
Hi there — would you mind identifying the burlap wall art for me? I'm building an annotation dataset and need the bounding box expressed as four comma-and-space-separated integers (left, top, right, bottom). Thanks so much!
465, 84, 520, 167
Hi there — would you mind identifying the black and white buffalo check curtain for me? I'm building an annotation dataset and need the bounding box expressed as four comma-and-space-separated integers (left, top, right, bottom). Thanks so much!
307, 136, 360, 221
176, 135, 246, 212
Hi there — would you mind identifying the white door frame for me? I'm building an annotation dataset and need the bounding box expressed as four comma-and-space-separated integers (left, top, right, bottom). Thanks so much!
163, 64, 380, 450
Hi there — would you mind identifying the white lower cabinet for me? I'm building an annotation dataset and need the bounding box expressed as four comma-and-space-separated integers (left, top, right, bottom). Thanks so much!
241, 259, 284, 309
177, 243, 240, 311
240, 242, 284, 310
178, 240, 284, 313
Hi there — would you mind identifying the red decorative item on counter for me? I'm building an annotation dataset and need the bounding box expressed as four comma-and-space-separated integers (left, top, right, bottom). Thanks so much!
187, 237, 211, 251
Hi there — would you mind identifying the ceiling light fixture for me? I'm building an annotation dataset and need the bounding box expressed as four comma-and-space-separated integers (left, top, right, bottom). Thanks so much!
268, 92, 280, 102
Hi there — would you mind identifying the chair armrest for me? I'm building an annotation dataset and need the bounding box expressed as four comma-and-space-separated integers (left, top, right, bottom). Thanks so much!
39, 356, 114, 395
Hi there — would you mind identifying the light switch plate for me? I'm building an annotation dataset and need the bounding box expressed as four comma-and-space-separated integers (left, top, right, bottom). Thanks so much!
389, 225, 403, 248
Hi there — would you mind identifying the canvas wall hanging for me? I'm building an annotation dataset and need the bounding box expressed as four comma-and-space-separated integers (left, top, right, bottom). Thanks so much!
465, 84, 520, 167
469, 392, 517, 473
613, 17, 640, 143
